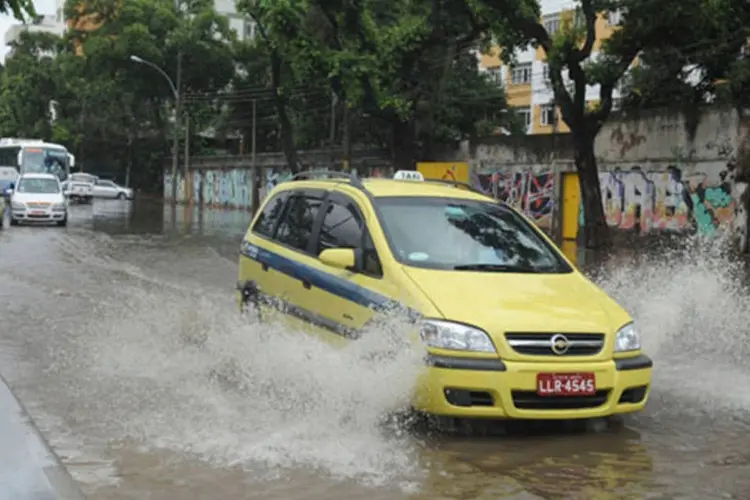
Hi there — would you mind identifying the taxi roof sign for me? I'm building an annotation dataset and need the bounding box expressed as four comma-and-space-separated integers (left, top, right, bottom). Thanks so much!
393, 170, 424, 181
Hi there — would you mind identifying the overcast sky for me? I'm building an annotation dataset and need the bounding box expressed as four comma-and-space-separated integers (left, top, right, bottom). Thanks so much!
0, 0, 55, 62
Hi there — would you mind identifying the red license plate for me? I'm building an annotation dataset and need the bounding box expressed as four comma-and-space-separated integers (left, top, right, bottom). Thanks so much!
536, 372, 596, 396
31, 210, 45, 215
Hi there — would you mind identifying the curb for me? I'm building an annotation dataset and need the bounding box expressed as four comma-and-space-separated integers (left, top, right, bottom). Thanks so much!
0, 371, 86, 499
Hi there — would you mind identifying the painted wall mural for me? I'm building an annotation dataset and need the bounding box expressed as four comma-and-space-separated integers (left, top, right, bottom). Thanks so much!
473, 168, 555, 229
595, 165, 735, 236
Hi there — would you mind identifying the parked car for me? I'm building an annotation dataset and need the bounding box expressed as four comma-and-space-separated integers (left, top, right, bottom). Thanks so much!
236, 170, 653, 421
8, 173, 68, 227
92, 179, 133, 200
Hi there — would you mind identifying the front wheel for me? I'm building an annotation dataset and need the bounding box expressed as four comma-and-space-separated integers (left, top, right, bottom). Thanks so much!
56, 216, 67, 227
9, 218, 18, 227
117, 192, 126, 200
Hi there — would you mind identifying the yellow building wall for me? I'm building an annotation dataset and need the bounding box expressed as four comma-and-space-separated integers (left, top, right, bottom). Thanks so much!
507, 85, 532, 107
531, 100, 601, 134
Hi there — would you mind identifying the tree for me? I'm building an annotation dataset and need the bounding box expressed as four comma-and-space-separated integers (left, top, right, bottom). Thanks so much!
0, 31, 68, 140
60, 0, 236, 185
1, 0, 35, 21
233, 0, 514, 172
619, 0, 750, 115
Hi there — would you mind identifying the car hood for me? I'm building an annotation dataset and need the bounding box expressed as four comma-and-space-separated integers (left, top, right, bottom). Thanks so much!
12, 192, 65, 204
402, 265, 631, 359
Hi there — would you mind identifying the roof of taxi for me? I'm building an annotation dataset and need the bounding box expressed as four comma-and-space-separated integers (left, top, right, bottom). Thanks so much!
277, 176, 493, 201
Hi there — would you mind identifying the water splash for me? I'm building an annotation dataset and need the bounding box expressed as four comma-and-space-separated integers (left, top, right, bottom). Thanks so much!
47, 280, 426, 488
590, 233, 750, 417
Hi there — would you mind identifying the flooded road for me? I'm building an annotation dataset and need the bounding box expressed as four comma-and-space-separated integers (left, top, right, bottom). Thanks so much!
2, 199, 750, 499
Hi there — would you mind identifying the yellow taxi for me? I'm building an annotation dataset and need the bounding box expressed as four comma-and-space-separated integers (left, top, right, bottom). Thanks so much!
236, 170, 652, 420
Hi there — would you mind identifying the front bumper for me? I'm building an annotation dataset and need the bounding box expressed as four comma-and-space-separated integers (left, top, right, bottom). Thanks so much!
412, 354, 653, 420
11, 208, 67, 223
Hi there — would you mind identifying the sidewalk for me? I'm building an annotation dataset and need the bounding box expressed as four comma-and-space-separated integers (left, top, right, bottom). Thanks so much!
0, 373, 85, 500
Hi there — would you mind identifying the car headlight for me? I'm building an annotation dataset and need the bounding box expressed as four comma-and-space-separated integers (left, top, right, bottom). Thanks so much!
614, 322, 641, 352
52, 202, 66, 210
11, 201, 25, 209
420, 319, 496, 353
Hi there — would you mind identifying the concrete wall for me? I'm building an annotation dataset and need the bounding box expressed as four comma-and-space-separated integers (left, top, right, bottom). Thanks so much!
163, 148, 391, 210
469, 107, 750, 250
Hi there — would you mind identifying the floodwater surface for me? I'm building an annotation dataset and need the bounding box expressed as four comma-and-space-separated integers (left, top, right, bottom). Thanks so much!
1, 199, 749, 499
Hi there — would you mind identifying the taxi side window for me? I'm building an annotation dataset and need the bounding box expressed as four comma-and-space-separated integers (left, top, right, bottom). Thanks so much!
317, 200, 383, 278
252, 193, 287, 238
275, 193, 323, 253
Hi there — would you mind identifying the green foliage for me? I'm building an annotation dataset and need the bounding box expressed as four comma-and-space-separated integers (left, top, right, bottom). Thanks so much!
230, 0, 517, 166
618, 0, 750, 112
0, 0, 35, 21
0, 0, 235, 190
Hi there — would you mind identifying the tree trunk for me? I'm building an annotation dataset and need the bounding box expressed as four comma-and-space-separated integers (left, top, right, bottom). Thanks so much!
574, 133, 610, 249
270, 51, 299, 174
392, 119, 417, 170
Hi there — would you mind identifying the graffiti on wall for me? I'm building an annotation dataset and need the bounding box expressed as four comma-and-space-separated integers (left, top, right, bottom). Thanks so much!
594, 165, 734, 236
165, 164, 396, 208
473, 168, 555, 229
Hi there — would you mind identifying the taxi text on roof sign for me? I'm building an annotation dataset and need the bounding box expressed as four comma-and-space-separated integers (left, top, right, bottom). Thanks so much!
393, 170, 424, 181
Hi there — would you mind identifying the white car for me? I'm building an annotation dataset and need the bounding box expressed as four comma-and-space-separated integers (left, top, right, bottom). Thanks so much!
92, 179, 133, 200
63, 173, 97, 204
8, 173, 68, 227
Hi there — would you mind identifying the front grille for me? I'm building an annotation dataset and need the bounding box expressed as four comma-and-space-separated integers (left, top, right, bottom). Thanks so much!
27, 202, 51, 209
512, 390, 610, 410
505, 332, 605, 356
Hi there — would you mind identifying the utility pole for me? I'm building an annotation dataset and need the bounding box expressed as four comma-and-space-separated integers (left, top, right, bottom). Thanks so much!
342, 102, 350, 172
329, 92, 336, 144
184, 112, 191, 203
250, 99, 259, 216
171, 49, 183, 203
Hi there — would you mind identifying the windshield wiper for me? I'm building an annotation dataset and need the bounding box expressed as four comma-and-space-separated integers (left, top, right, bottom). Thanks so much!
453, 263, 544, 273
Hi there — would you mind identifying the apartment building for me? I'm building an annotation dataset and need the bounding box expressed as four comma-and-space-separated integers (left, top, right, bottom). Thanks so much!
3, 14, 65, 57
479, 0, 624, 134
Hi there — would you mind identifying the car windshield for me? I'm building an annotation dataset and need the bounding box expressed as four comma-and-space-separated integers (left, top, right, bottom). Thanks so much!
17, 178, 60, 194
375, 196, 571, 273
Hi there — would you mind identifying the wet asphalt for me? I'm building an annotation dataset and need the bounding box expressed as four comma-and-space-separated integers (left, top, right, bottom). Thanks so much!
1, 199, 749, 500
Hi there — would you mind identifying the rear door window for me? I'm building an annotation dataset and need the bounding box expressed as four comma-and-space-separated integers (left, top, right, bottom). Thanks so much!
252, 192, 288, 238
275, 192, 325, 253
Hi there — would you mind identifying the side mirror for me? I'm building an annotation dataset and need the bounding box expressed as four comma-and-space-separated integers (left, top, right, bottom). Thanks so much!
318, 248, 356, 270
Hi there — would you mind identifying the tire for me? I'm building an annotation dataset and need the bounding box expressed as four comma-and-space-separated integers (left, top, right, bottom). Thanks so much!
57, 216, 67, 227
10, 218, 18, 226
117, 192, 126, 200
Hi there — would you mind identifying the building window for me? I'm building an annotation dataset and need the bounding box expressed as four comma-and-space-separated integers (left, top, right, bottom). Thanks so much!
486, 66, 503, 85
607, 10, 622, 25
542, 64, 550, 82
544, 16, 560, 34
510, 63, 532, 85
515, 107, 532, 130
56, 8, 62, 23
540, 105, 556, 126
243, 20, 256, 39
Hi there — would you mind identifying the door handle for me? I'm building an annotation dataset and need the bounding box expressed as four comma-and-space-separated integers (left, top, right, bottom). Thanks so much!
302, 279, 311, 290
